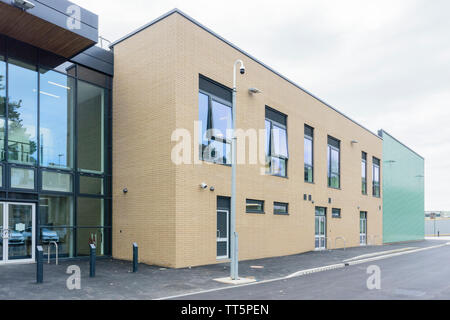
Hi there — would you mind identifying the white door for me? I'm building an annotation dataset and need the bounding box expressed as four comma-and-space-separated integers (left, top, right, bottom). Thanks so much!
315, 207, 326, 250
360, 212, 367, 246
0, 202, 35, 264
216, 209, 229, 259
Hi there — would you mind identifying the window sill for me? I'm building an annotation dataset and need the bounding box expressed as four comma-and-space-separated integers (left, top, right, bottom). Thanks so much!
304, 181, 315, 185
199, 158, 232, 167
267, 174, 289, 179
328, 186, 341, 191
246, 211, 265, 215
274, 213, 289, 216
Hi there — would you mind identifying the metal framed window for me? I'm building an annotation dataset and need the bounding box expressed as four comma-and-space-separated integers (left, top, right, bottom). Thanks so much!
246, 199, 264, 214
332, 208, 341, 218
304, 125, 314, 183
274, 202, 289, 215
265, 107, 288, 177
362, 152, 367, 195
373, 157, 381, 197
327, 136, 340, 189
198, 76, 232, 165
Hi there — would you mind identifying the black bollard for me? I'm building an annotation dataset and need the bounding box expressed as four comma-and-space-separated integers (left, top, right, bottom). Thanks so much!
133, 243, 138, 273
36, 246, 44, 284
90, 244, 96, 278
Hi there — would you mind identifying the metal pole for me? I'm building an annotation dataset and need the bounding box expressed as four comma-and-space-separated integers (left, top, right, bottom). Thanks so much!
90, 244, 96, 278
36, 246, 43, 284
133, 243, 138, 273
230, 59, 243, 281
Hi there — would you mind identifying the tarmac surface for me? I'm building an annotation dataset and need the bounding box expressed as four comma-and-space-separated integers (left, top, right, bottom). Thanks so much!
0, 239, 446, 300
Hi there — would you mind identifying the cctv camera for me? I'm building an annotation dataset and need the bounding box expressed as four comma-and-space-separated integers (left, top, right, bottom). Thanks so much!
240, 67, 246, 75
200, 183, 208, 189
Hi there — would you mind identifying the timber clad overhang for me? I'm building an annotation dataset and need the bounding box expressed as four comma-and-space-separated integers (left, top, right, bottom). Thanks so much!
0, 0, 98, 58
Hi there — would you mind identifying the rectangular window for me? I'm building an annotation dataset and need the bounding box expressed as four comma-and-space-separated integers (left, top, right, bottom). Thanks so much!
0, 56, 5, 161
327, 136, 340, 189
11, 167, 35, 190
304, 125, 314, 183
42, 171, 72, 193
274, 202, 288, 215
265, 107, 288, 177
77, 80, 105, 174
77, 197, 104, 227
332, 208, 341, 218
199, 76, 232, 165
79, 175, 104, 195
39, 69, 74, 169
8, 60, 38, 165
362, 152, 367, 194
246, 199, 264, 214
39, 195, 73, 227
373, 157, 381, 197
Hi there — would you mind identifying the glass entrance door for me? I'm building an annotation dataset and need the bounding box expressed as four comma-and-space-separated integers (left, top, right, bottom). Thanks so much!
315, 207, 326, 250
360, 212, 367, 246
216, 209, 229, 259
0, 203, 35, 264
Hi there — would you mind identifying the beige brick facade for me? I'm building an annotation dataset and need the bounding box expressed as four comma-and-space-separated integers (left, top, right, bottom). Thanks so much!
112, 12, 383, 268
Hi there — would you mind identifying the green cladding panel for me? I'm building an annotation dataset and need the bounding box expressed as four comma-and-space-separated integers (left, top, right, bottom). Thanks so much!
380, 131, 425, 243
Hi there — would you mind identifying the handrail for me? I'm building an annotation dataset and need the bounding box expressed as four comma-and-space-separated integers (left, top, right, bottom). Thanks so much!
47, 241, 59, 265
335, 236, 346, 250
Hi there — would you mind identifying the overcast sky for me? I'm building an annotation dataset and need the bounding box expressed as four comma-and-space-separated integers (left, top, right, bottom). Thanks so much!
74, 0, 450, 211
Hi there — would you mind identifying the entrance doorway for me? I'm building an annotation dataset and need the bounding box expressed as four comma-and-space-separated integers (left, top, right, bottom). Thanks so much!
315, 207, 327, 250
0, 202, 36, 264
216, 209, 229, 259
360, 211, 367, 246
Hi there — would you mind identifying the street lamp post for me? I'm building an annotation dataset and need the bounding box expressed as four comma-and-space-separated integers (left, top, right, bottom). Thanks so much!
230, 59, 245, 281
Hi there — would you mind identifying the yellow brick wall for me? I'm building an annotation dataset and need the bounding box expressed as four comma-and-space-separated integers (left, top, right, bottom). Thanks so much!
112, 16, 178, 267
113, 12, 383, 268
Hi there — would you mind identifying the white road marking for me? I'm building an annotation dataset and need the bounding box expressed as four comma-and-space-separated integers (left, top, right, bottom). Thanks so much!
343, 247, 417, 262
155, 243, 449, 300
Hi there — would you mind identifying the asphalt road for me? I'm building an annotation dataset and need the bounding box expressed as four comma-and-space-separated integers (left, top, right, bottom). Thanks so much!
174, 243, 450, 300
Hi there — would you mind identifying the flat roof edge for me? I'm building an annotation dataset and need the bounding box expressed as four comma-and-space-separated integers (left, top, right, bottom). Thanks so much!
110, 8, 382, 140
378, 129, 425, 160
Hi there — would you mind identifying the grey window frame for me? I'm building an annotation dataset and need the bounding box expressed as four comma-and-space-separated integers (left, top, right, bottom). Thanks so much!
304, 125, 314, 183
362, 152, 367, 195
372, 157, 381, 198
265, 107, 289, 178
327, 136, 341, 189
198, 88, 233, 166
273, 202, 289, 215
246, 199, 265, 214
332, 208, 341, 219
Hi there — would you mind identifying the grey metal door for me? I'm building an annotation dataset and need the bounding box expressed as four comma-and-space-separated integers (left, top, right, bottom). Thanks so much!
315, 207, 326, 250
360, 212, 367, 245
217, 209, 229, 259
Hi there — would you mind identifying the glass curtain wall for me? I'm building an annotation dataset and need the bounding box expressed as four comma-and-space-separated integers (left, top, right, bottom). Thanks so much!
0, 35, 112, 259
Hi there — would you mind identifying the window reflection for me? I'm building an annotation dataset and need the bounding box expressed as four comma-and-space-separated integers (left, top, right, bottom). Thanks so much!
8, 60, 38, 165
77, 81, 105, 174
39, 195, 73, 227
77, 197, 104, 227
0, 58, 5, 160
39, 69, 74, 169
